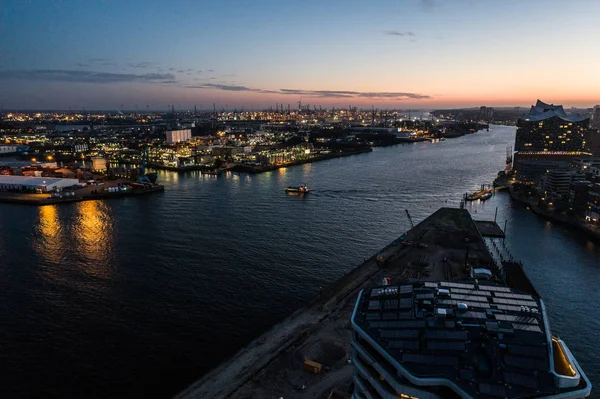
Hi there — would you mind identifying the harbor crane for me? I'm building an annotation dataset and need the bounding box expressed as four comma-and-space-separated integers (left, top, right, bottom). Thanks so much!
405, 210, 415, 229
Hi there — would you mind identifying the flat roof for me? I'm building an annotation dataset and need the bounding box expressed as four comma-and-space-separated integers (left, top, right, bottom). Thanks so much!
0, 175, 78, 186
353, 281, 586, 399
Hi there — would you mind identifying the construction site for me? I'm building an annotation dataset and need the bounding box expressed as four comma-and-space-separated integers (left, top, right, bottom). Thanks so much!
176, 207, 514, 399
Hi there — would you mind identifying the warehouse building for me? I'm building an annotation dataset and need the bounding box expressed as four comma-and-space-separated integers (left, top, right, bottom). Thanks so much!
0, 175, 79, 193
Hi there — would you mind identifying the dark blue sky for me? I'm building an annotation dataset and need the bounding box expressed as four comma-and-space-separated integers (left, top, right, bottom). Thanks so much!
1, 0, 599, 109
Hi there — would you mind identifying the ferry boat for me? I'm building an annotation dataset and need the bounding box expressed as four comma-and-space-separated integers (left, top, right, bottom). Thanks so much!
285, 185, 310, 194
480, 191, 493, 201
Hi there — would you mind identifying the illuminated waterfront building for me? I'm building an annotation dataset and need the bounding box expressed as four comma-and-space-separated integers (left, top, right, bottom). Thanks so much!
515, 100, 590, 159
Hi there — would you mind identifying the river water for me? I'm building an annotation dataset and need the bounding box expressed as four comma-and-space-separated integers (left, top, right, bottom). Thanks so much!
0, 125, 597, 398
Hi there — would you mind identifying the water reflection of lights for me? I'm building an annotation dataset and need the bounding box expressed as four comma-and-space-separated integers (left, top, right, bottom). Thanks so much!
277, 167, 287, 184
35, 205, 64, 264
73, 201, 115, 277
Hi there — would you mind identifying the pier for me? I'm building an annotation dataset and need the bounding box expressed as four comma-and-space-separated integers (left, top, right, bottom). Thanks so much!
0, 183, 164, 206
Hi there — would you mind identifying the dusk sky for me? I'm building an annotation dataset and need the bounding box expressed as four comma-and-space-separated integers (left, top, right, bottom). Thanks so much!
1, 0, 599, 110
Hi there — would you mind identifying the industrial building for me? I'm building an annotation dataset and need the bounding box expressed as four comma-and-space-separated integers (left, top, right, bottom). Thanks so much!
166, 129, 192, 144
0, 175, 79, 193
351, 281, 591, 399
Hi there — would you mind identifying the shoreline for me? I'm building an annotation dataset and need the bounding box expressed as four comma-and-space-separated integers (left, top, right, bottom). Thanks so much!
232, 147, 373, 174
148, 147, 373, 174
509, 188, 600, 242
0, 185, 164, 206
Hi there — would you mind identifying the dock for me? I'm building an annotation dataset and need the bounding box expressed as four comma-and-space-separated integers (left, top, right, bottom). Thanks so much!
177, 208, 511, 399
475, 220, 506, 238
463, 183, 506, 201
0, 184, 164, 206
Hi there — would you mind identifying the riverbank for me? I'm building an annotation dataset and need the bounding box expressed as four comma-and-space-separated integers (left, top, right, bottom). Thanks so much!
0, 184, 164, 206
232, 148, 373, 174
509, 188, 600, 242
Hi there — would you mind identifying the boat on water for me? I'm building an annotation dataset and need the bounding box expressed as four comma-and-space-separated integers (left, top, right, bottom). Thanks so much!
285, 185, 310, 194
480, 191, 493, 201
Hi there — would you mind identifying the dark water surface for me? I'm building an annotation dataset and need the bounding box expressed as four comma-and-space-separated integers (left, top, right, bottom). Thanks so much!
0, 125, 597, 397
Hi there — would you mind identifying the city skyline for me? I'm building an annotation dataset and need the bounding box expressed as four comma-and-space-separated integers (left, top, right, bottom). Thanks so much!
1, 0, 599, 110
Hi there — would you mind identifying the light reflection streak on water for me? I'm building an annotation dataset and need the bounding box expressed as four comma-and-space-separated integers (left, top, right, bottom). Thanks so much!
35, 205, 64, 264
73, 200, 115, 278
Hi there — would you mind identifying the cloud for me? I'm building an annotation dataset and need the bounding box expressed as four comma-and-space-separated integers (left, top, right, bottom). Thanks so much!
76, 63, 89, 67
89, 58, 109, 62
185, 83, 431, 100
184, 83, 275, 93
127, 62, 154, 69
0, 69, 176, 84
168, 68, 176, 71
383, 30, 415, 37
420, 0, 436, 11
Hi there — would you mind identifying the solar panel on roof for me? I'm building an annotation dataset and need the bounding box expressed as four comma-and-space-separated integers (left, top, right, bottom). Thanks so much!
441, 282, 474, 289
496, 304, 524, 312
398, 311, 412, 320
504, 355, 547, 371
451, 294, 490, 302
504, 371, 539, 389
397, 320, 426, 329
451, 288, 491, 297
400, 298, 413, 309
494, 292, 534, 300
445, 320, 456, 329
402, 354, 459, 367
423, 330, 468, 340
478, 383, 506, 397
462, 311, 487, 319
383, 299, 399, 309
514, 300, 538, 307
382, 312, 397, 320
426, 341, 466, 351
495, 314, 517, 322
366, 313, 380, 321
388, 340, 420, 350
416, 293, 434, 300
514, 316, 539, 325
400, 285, 413, 295
481, 285, 512, 292
380, 329, 419, 339
368, 301, 381, 310
512, 323, 542, 333
424, 282, 438, 288
370, 288, 384, 297
466, 301, 490, 309
507, 344, 547, 358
